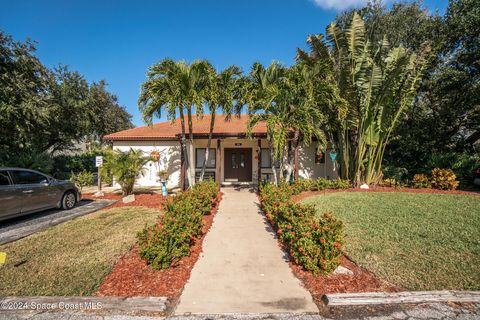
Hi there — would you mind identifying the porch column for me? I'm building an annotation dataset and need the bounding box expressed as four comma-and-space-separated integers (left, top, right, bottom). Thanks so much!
257, 139, 262, 184
216, 139, 221, 186
294, 146, 299, 181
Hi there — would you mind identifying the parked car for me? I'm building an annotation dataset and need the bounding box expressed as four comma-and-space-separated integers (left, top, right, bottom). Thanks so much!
474, 167, 480, 186
0, 167, 81, 221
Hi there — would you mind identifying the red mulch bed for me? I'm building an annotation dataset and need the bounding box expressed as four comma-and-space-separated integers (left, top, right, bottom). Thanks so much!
290, 256, 401, 306
292, 187, 480, 203
93, 192, 223, 301
82, 193, 168, 210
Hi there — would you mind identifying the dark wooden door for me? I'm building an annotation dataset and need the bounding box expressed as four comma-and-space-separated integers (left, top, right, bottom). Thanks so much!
224, 148, 252, 182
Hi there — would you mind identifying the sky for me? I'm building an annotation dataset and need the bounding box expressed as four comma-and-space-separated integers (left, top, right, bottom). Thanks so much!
1, 0, 447, 127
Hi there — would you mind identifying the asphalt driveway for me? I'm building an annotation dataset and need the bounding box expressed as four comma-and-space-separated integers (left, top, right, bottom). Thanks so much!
0, 199, 115, 245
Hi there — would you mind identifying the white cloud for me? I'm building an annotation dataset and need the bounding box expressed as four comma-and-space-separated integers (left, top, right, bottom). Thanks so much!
312, 0, 370, 11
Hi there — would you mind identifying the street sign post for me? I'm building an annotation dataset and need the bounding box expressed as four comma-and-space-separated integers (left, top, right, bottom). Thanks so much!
94, 156, 104, 197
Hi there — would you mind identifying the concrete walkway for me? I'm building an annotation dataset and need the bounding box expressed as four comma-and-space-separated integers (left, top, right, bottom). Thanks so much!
175, 187, 317, 314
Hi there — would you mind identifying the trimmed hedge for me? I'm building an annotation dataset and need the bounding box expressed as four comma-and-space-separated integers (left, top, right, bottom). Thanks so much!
137, 180, 219, 269
259, 180, 345, 274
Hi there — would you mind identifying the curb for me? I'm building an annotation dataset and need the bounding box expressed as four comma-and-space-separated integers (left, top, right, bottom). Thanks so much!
322, 290, 480, 306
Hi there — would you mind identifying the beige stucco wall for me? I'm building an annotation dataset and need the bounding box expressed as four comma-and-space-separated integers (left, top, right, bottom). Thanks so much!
112, 139, 338, 188
112, 140, 181, 189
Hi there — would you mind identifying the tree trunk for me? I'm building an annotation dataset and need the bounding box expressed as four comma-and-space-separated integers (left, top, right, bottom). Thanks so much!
269, 141, 278, 186
200, 113, 215, 181
186, 107, 194, 188
179, 107, 192, 189
286, 129, 300, 183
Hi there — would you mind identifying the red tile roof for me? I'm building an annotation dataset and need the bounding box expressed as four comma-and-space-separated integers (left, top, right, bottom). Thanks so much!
104, 114, 267, 141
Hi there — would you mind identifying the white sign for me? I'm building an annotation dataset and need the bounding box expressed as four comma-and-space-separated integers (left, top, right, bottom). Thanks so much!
95, 156, 103, 167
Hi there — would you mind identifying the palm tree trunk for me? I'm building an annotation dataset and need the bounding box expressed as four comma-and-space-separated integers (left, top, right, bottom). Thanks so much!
186, 107, 194, 187
200, 112, 215, 181
179, 107, 192, 188
290, 129, 300, 182
269, 141, 278, 186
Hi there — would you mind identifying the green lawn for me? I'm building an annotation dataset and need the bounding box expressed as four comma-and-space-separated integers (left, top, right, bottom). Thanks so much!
0, 206, 159, 296
302, 192, 480, 290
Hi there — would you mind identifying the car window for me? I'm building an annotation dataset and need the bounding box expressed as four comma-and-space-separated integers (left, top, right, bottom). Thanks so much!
11, 170, 49, 185
0, 171, 10, 186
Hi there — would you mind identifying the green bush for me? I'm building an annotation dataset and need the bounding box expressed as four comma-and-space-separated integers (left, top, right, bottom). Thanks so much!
70, 171, 94, 191
259, 183, 344, 274
138, 180, 219, 269
430, 168, 459, 190
278, 178, 351, 195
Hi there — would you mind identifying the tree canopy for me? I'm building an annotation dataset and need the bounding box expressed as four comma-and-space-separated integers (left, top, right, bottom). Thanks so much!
0, 32, 132, 165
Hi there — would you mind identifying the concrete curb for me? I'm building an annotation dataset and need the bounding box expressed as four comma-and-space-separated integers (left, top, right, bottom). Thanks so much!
0, 296, 168, 313
323, 290, 480, 306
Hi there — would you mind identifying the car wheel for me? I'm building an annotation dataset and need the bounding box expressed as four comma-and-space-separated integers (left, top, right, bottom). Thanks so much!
62, 191, 76, 210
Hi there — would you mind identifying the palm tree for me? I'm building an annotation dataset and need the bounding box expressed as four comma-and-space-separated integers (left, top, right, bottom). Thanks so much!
199, 65, 243, 181
297, 12, 431, 186
139, 59, 210, 189
246, 62, 327, 185
102, 148, 150, 196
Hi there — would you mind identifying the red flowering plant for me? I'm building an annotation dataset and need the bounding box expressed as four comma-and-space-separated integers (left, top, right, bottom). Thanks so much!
259, 182, 344, 274
138, 180, 220, 269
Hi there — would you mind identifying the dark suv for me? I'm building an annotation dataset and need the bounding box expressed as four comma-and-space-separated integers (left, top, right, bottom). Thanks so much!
0, 168, 81, 221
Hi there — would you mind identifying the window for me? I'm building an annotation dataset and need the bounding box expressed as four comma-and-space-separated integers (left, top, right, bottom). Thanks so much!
195, 148, 216, 168
260, 148, 280, 168
0, 171, 10, 186
11, 170, 49, 185
315, 147, 325, 164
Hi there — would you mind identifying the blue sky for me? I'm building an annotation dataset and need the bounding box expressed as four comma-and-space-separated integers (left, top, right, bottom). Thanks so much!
1, 0, 447, 127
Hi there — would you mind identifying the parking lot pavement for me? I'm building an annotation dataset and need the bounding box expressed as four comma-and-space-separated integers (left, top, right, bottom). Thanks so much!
0, 199, 115, 245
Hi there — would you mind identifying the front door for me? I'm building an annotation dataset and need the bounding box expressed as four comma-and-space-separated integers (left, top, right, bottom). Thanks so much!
224, 148, 252, 182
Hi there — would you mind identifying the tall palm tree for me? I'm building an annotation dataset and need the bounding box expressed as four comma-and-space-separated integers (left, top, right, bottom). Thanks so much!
199, 65, 243, 181
297, 12, 431, 186
246, 62, 327, 185
139, 59, 210, 188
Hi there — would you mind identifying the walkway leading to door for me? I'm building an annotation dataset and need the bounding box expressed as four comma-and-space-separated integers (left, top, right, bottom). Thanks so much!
175, 187, 317, 314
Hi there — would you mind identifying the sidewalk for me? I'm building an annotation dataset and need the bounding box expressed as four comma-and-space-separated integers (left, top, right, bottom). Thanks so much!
175, 187, 318, 314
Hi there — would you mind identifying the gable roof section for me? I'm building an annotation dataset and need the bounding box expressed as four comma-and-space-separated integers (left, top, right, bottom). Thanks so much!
104, 114, 267, 141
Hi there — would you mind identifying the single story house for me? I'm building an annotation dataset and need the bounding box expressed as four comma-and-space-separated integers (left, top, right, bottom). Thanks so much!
104, 115, 338, 189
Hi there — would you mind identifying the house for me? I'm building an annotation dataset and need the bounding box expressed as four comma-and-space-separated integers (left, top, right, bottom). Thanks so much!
104, 115, 338, 189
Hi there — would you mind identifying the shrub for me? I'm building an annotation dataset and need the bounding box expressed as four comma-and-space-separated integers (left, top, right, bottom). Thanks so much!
412, 174, 430, 188
259, 183, 343, 274
70, 171, 94, 191
430, 168, 459, 190
137, 180, 219, 269
381, 178, 398, 188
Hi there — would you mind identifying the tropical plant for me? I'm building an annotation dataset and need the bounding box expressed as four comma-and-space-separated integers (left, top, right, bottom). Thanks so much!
297, 12, 431, 186
412, 173, 430, 188
245, 62, 327, 185
430, 168, 459, 190
139, 59, 212, 189
102, 148, 150, 196
199, 65, 244, 181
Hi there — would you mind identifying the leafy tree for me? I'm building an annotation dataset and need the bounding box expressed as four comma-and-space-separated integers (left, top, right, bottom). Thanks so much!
0, 31, 132, 167
298, 12, 431, 186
